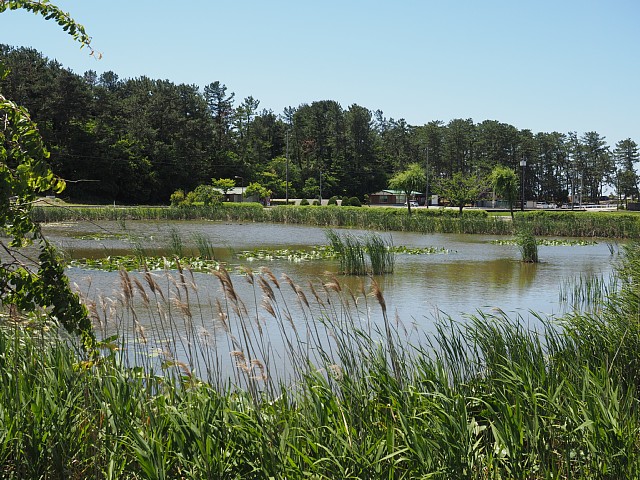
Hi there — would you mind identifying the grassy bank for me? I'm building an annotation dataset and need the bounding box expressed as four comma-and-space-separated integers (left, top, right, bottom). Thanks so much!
32, 203, 640, 237
514, 210, 640, 237
2, 242, 640, 477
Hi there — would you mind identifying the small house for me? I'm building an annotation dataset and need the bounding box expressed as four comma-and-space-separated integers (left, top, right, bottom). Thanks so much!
369, 189, 423, 206
215, 187, 258, 203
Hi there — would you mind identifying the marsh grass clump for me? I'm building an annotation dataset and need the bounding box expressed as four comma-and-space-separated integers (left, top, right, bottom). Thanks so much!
559, 273, 619, 313
516, 227, 539, 263
326, 229, 395, 275
168, 226, 184, 257
365, 232, 395, 274
192, 232, 216, 260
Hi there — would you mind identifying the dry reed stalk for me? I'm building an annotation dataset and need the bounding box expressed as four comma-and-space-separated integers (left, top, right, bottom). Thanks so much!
261, 267, 280, 289
172, 297, 192, 321
133, 278, 150, 307
230, 350, 249, 372
133, 321, 147, 344
370, 279, 387, 316
250, 359, 267, 381
214, 298, 230, 333
261, 298, 277, 319
281, 273, 294, 288
294, 285, 310, 308
119, 269, 133, 306
258, 276, 275, 301
283, 310, 297, 333
324, 281, 341, 293
143, 270, 164, 301
86, 300, 102, 330
239, 266, 255, 285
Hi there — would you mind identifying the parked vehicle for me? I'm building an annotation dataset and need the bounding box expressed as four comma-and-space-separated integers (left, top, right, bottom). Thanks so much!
404, 200, 419, 207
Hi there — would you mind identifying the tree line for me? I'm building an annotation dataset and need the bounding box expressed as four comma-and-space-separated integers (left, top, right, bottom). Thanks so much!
1, 44, 638, 205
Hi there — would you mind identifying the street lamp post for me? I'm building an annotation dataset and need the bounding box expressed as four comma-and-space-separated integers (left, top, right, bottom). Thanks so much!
520, 159, 527, 211
425, 146, 429, 209
234, 175, 244, 202
285, 130, 289, 205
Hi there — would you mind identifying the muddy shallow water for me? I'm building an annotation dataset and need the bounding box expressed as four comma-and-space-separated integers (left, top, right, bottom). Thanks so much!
40, 220, 618, 379
43, 220, 617, 322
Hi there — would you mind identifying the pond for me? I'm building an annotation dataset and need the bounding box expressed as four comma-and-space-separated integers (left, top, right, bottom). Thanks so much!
43, 220, 619, 380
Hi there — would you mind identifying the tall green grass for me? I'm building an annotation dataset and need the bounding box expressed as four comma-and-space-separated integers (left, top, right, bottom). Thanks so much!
2, 242, 640, 477
516, 227, 539, 263
326, 229, 395, 274
32, 204, 640, 237
515, 210, 640, 237
31, 202, 267, 223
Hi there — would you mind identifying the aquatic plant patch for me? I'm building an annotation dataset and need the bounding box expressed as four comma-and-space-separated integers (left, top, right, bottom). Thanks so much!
235, 244, 450, 263
236, 246, 336, 262
70, 255, 222, 272
491, 238, 598, 246
71, 232, 132, 241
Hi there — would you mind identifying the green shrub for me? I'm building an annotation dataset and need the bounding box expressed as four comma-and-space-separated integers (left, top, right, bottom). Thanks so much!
300, 198, 310, 206
349, 196, 362, 207
169, 189, 186, 206
328, 196, 339, 205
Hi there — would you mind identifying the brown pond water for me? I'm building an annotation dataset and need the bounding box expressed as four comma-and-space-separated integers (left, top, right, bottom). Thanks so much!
42, 220, 619, 380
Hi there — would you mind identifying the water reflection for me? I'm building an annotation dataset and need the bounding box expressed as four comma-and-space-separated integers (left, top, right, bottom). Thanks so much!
47, 220, 618, 332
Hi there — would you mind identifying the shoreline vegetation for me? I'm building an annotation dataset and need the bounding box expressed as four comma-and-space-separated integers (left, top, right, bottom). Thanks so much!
1, 240, 640, 477
33, 202, 640, 238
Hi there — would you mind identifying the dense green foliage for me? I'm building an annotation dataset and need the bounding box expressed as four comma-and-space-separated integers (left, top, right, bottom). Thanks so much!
1, 45, 638, 205
388, 162, 426, 215
1, 242, 640, 477
435, 170, 490, 213
491, 165, 519, 217
0, 0, 94, 348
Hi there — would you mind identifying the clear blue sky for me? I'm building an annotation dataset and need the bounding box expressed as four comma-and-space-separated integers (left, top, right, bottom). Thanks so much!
1, 1, 638, 144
